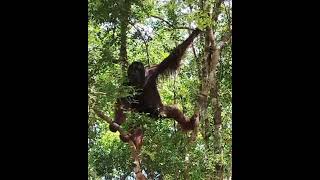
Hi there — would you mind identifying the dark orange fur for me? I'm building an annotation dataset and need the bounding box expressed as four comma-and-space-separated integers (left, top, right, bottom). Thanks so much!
109, 29, 202, 140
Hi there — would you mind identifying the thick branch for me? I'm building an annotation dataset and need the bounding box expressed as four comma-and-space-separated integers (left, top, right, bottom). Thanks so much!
129, 141, 146, 180
209, 0, 232, 50
211, 82, 222, 129
207, 28, 216, 48
211, 82, 224, 180
198, 27, 221, 142
93, 107, 147, 180
93, 108, 129, 136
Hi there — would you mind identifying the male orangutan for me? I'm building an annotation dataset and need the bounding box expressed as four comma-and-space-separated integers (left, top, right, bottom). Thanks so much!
110, 29, 201, 142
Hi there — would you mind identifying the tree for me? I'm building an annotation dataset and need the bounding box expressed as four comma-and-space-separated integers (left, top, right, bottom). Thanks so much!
88, 0, 232, 179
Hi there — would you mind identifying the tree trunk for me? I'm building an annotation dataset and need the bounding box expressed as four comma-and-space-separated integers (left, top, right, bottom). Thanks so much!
200, 24, 224, 180
211, 77, 223, 180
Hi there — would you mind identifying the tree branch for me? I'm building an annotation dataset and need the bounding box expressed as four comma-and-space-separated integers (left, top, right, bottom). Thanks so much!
92, 107, 146, 180
224, 0, 232, 31
129, 22, 151, 66
93, 107, 130, 136
207, 28, 216, 48
212, 0, 225, 22
218, 30, 232, 50
167, 26, 197, 31
150, 15, 196, 31
90, 91, 107, 95
150, 15, 172, 26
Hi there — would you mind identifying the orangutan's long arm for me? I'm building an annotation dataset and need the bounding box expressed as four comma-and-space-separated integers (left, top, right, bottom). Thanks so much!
152, 28, 201, 77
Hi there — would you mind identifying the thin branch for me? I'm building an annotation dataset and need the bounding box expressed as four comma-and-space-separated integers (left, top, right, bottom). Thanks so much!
218, 30, 232, 50
150, 15, 172, 26
224, 1, 232, 31
129, 22, 151, 66
150, 15, 196, 31
90, 91, 107, 95
164, 26, 197, 31
189, 31, 198, 59
187, 5, 198, 59
212, 0, 225, 25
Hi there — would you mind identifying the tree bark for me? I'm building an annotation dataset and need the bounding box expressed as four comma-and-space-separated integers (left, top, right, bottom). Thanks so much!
211, 72, 223, 180
203, 1, 229, 179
